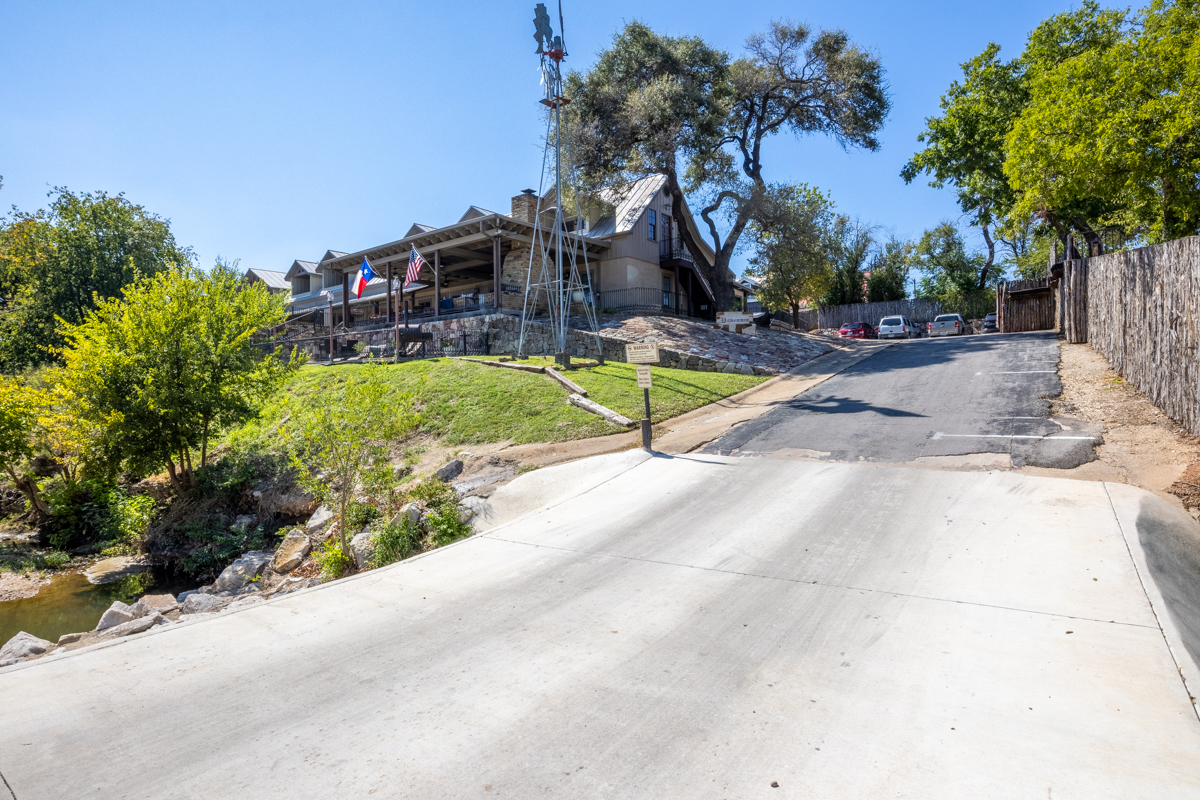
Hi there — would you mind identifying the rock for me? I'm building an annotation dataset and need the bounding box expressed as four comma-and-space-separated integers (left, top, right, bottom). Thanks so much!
100, 613, 167, 639
210, 551, 274, 595
350, 530, 376, 570
390, 503, 422, 528
129, 593, 177, 618
271, 529, 311, 573
0, 631, 53, 667
278, 490, 319, 517
95, 601, 135, 631
57, 632, 85, 645
182, 593, 227, 615
435, 459, 464, 482
306, 505, 334, 532
232, 514, 258, 531
176, 589, 202, 603
459, 495, 490, 525
458, 504, 476, 524
84, 556, 150, 585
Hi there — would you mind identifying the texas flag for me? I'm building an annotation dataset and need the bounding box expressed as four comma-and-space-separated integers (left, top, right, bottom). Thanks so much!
352, 257, 375, 298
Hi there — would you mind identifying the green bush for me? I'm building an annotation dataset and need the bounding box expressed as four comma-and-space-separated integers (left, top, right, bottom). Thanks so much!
45, 480, 158, 553
42, 550, 70, 568
180, 518, 267, 580
313, 536, 352, 579
426, 503, 471, 547
344, 499, 380, 532
369, 517, 421, 568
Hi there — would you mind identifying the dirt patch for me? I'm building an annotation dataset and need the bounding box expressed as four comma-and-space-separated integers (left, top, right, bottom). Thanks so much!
1021, 342, 1200, 513
0, 571, 47, 602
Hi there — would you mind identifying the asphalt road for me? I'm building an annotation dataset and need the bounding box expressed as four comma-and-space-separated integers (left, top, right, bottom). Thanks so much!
2, 452, 1199, 798
706, 331, 1101, 468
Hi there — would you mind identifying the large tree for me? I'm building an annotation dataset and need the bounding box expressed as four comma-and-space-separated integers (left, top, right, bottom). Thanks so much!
865, 238, 910, 302
0, 188, 191, 370
570, 20, 889, 310
908, 223, 987, 301
744, 183, 836, 326
821, 217, 874, 307
58, 263, 297, 492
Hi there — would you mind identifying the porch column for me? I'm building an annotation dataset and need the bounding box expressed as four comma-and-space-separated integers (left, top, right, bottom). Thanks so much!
492, 233, 501, 310
674, 264, 681, 315
341, 271, 350, 330
385, 262, 393, 324
434, 249, 441, 319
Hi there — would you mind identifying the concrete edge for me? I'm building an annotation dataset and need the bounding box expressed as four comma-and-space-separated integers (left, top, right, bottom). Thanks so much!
1103, 481, 1200, 719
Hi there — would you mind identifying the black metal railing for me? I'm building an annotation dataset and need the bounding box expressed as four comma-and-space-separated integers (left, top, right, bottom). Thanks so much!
659, 236, 694, 265
303, 330, 490, 363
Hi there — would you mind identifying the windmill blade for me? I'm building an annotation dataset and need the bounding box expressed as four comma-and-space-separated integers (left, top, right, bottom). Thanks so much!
558, 0, 566, 54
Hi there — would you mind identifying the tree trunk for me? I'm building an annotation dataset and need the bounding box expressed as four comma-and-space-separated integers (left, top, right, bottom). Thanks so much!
338, 490, 354, 568
7, 466, 48, 522
201, 414, 210, 467
791, 302, 800, 329
164, 454, 184, 495
979, 222, 996, 289
1070, 217, 1102, 257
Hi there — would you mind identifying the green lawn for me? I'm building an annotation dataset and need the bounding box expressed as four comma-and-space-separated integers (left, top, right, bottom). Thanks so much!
229, 356, 766, 450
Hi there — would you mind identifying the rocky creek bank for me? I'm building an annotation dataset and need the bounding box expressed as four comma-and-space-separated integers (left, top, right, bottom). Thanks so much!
0, 487, 485, 668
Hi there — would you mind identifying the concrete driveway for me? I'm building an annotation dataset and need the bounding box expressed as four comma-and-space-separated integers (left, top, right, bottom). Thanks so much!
707, 332, 1101, 468
2, 452, 1198, 798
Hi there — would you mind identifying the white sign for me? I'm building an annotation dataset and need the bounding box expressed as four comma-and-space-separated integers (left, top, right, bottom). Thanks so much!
717, 312, 754, 326
636, 365, 652, 388
625, 343, 660, 364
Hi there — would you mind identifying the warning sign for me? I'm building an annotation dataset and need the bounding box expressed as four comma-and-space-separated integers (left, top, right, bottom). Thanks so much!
636, 365, 652, 388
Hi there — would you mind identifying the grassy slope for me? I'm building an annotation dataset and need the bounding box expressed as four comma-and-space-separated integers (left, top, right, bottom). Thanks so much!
230, 357, 766, 450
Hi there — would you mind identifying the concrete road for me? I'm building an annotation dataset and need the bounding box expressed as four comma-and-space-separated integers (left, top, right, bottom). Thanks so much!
706, 331, 1101, 468
2, 452, 1198, 798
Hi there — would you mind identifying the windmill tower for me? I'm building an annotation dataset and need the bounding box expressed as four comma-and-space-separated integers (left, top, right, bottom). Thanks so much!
518, 2, 602, 364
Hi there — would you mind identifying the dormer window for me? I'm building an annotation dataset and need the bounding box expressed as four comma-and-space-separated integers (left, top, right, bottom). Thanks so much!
648, 209, 657, 241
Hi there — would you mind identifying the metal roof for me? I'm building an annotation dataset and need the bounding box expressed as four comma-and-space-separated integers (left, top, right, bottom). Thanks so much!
589, 174, 668, 237
245, 268, 290, 291
284, 260, 321, 280
457, 206, 498, 223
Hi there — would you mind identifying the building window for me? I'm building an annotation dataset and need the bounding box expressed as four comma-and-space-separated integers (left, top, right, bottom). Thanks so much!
648, 209, 656, 241
662, 275, 672, 306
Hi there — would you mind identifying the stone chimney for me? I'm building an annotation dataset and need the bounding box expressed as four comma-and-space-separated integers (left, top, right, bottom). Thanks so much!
510, 189, 539, 222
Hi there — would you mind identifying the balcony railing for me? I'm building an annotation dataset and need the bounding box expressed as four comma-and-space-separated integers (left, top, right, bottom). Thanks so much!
659, 236, 694, 265
594, 288, 712, 319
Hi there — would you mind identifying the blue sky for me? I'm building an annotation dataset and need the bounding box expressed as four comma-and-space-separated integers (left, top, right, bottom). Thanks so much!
1, 1, 1070, 277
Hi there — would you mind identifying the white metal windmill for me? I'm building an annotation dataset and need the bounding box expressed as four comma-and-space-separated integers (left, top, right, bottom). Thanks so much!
518, 2, 602, 363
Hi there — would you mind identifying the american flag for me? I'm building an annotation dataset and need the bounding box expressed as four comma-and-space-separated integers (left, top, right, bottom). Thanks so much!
405, 246, 426, 287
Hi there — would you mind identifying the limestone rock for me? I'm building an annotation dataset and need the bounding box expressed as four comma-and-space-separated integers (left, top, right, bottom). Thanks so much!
84, 556, 150, 585
458, 504, 476, 524
277, 490, 319, 517
210, 551, 274, 595
350, 530, 376, 570
232, 514, 258, 531
0, 631, 53, 666
100, 613, 167, 638
272, 529, 311, 573
96, 601, 135, 631
57, 631, 85, 645
176, 589, 201, 604
130, 594, 177, 618
435, 459, 464, 482
182, 593, 227, 615
390, 503, 422, 528
459, 495, 490, 525
306, 505, 334, 532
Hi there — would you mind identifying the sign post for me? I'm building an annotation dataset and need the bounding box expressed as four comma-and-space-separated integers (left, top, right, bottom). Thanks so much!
626, 344, 660, 450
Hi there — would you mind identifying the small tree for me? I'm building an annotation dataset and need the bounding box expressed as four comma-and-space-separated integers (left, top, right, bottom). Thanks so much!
822, 217, 874, 307
0, 376, 50, 519
287, 362, 420, 569
745, 184, 835, 326
58, 262, 298, 491
865, 238, 911, 302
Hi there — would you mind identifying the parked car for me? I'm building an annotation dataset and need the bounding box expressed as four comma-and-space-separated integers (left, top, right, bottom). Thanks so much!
928, 313, 968, 337
877, 316, 918, 339
838, 321, 877, 340
981, 312, 999, 333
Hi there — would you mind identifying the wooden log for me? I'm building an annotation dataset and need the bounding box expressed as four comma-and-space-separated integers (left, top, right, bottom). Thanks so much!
545, 366, 587, 396
568, 393, 634, 426
457, 358, 546, 374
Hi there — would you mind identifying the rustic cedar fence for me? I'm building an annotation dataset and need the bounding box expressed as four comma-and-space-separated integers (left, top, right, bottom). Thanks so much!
1061, 259, 1089, 343
1088, 236, 1200, 435
818, 298, 947, 330
997, 278, 1056, 333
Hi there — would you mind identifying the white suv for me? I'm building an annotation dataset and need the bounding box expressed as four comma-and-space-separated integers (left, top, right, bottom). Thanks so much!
877, 316, 918, 339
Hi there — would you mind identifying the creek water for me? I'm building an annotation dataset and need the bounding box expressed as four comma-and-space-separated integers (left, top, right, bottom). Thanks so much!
0, 568, 196, 646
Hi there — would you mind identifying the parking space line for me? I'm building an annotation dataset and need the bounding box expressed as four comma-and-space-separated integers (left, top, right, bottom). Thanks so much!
931, 432, 1100, 441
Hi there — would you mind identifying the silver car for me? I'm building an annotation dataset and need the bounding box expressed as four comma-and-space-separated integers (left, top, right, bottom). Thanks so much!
877, 315, 918, 339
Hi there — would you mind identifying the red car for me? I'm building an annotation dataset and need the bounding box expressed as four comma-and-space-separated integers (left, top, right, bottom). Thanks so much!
838, 321, 877, 339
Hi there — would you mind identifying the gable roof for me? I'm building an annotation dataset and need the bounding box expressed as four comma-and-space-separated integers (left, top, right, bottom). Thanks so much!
245, 268, 290, 291
457, 206, 497, 223
285, 260, 321, 280
320, 250, 347, 263
405, 223, 436, 238
589, 174, 668, 237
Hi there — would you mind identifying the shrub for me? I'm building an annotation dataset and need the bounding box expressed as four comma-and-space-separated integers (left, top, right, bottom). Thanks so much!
344, 499, 380, 532
180, 518, 267, 580
369, 517, 421, 568
45, 480, 159, 553
42, 550, 70, 568
313, 536, 352, 579
426, 503, 471, 547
